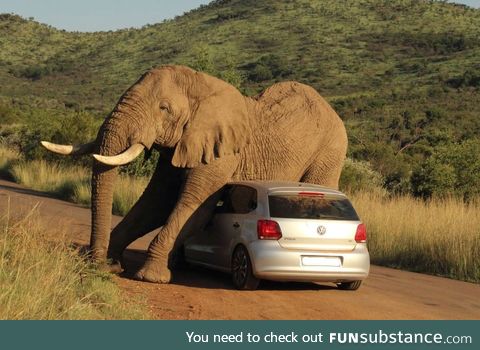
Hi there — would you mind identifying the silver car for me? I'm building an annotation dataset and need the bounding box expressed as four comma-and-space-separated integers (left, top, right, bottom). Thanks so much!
184, 181, 370, 290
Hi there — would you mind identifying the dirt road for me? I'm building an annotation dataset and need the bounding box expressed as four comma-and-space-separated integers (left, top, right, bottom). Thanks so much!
1, 179, 479, 320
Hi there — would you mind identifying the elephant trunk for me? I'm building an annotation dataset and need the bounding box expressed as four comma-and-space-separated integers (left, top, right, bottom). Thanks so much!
89, 93, 157, 261
90, 117, 130, 261
90, 160, 117, 260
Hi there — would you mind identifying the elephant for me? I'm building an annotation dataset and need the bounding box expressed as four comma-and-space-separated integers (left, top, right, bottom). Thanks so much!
41, 65, 348, 283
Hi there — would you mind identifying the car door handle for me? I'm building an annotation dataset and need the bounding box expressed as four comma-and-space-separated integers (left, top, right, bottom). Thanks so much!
233, 222, 240, 228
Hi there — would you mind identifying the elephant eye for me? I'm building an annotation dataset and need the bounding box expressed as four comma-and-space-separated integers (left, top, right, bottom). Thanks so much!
159, 102, 171, 113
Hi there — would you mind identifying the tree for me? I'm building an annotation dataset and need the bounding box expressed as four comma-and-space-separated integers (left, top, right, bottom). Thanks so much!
189, 44, 216, 74
411, 158, 456, 198
411, 140, 480, 200
247, 54, 291, 82
188, 44, 244, 89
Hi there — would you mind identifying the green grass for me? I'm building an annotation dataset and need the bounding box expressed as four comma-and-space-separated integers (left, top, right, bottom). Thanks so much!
0, 207, 149, 319
350, 191, 480, 282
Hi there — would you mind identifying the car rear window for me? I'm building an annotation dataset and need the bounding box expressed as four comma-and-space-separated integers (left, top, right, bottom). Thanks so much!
268, 194, 359, 220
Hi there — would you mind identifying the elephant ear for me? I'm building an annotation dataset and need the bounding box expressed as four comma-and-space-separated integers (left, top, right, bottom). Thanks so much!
172, 79, 251, 168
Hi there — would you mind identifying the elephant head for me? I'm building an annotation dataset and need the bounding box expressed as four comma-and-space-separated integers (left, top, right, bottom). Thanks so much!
42, 65, 251, 260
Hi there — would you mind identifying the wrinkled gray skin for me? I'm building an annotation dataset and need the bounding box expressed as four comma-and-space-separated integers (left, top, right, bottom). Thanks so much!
48, 65, 348, 283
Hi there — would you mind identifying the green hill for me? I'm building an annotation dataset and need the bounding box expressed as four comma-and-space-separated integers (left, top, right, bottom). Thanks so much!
1, 0, 479, 197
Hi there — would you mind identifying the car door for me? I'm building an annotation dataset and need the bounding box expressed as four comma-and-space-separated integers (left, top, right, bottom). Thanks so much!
187, 185, 258, 270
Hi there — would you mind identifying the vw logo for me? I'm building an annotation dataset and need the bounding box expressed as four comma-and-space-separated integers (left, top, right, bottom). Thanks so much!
317, 225, 327, 235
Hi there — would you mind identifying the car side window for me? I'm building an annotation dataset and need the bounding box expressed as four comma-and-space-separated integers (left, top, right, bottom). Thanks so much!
215, 185, 257, 214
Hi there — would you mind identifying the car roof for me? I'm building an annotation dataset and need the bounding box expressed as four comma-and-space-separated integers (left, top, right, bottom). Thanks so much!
227, 180, 345, 196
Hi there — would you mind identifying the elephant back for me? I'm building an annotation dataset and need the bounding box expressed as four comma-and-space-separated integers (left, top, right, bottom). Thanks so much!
252, 81, 341, 131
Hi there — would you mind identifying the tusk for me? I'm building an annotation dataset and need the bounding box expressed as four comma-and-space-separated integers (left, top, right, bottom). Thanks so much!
93, 144, 144, 166
41, 140, 95, 156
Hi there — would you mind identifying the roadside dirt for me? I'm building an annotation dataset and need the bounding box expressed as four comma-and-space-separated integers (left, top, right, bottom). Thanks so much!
1, 179, 479, 320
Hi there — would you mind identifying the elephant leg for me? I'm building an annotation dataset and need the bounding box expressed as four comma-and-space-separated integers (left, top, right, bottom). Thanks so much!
106, 153, 184, 270
134, 156, 238, 283
301, 152, 344, 189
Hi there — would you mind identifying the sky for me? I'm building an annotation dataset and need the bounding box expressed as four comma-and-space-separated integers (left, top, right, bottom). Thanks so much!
0, 0, 211, 32
0, 0, 478, 32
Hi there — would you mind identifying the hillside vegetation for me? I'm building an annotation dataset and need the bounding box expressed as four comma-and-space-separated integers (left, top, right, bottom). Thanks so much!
1, 0, 479, 197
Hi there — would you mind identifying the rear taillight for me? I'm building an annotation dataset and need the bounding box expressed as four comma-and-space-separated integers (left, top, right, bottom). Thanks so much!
355, 223, 367, 243
257, 220, 282, 240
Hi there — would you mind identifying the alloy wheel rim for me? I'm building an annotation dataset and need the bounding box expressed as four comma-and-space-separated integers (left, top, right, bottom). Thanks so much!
233, 249, 248, 286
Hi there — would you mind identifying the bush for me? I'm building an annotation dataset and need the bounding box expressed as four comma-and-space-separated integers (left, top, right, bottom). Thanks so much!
219, 56, 245, 89
14, 109, 101, 166
412, 140, 480, 200
350, 142, 413, 194
247, 54, 291, 82
0, 104, 20, 124
375, 32, 475, 56
340, 158, 385, 194
189, 45, 216, 75
411, 159, 456, 198
248, 64, 273, 82
187, 45, 244, 89
120, 150, 159, 178
446, 68, 480, 88
14, 65, 51, 80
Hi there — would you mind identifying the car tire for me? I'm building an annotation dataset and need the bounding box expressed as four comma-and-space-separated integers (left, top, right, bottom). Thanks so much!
231, 245, 260, 290
337, 280, 362, 290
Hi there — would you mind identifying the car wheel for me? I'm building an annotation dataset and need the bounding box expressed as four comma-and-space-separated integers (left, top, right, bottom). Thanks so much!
231, 245, 260, 290
337, 280, 362, 290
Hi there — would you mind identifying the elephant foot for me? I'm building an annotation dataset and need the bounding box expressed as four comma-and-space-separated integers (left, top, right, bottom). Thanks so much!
97, 259, 124, 274
134, 259, 171, 284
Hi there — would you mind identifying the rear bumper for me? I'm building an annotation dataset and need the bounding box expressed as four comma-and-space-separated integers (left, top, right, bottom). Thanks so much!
247, 240, 370, 283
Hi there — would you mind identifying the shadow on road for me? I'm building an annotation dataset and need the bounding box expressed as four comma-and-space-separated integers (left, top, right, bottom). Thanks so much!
0, 182, 61, 201
120, 248, 335, 291
68, 242, 336, 291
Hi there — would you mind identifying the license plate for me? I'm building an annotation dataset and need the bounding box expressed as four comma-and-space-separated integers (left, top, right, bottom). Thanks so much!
301, 256, 341, 267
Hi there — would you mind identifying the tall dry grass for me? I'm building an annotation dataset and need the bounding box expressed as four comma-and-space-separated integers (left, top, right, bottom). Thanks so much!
113, 176, 149, 215
10, 159, 89, 198
3, 154, 148, 216
350, 191, 480, 282
0, 206, 148, 319
62, 173, 148, 215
